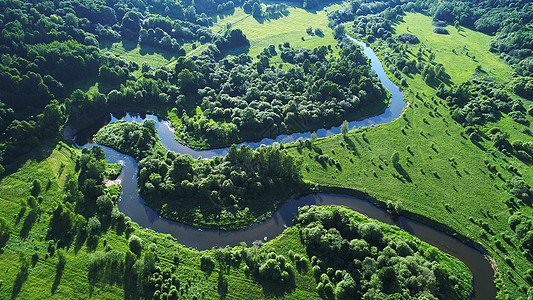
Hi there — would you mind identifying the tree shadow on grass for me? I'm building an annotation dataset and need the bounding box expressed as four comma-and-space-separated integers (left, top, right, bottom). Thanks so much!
222, 44, 251, 57
343, 136, 359, 156
260, 280, 296, 298
216, 8, 236, 21
11, 255, 29, 300
74, 230, 87, 254
20, 209, 39, 239
393, 163, 412, 183
51, 254, 66, 294
2, 140, 56, 181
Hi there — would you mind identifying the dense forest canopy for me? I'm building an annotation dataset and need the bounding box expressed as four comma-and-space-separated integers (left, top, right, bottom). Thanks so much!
295, 206, 473, 299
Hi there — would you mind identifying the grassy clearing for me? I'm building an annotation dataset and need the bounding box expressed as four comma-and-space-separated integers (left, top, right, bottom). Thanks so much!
99, 40, 181, 76
211, 2, 345, 63
394, 13, 512, 84
288, 12, 532, 299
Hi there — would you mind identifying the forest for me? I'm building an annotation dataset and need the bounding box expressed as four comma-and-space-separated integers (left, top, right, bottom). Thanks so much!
0, 0, 533, 299
95, 120, 305, 229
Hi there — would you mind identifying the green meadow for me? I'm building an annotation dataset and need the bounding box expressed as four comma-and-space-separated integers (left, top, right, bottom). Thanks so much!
211, 2, 344, 62
288, 12, 532, 299
0, 139, 469, 298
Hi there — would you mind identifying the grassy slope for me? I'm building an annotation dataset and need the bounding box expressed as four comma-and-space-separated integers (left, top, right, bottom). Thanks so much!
288, 12, 532, 298
211, 2, 344, 63
395, 14, 512, 84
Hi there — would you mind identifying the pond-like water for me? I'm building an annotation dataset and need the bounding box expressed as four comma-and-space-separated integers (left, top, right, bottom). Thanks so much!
76, 37, 495, 299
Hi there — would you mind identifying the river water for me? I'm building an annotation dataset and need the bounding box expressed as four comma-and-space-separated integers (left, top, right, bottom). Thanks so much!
75, 38, 495, 299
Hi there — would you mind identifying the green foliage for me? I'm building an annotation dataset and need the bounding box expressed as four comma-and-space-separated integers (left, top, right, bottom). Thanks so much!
87, 217, 101, 236
94, 120, 158, 161
296, 206, 472, 299
129, 235, 143, 257
0, 217, 10, 250
137, 143, 304, 229
341, 120, 349, 136
200, 255, 215, 272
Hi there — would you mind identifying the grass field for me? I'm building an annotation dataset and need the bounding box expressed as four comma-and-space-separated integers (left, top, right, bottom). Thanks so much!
0, 138, 470, 299
287, 12, 532, 299
98, 2, 345, 74
394, 13, 513, 84
211, 1, 345, 63
0, 140, 318, 299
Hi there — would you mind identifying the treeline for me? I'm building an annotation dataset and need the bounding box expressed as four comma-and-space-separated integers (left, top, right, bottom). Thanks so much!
438, 79, 530, 127
329, 0, 533, 76
94, 120, 305, 229
295, 205, 473, 299
376, 38, 449, 87
88, 235, 156, 299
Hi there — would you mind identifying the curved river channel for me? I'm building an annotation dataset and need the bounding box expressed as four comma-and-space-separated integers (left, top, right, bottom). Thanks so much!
75, 39, 496, 299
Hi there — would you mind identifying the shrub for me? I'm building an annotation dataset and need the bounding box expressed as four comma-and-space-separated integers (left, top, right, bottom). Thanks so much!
86, 217, 101, 236
200, 255, 215, 272
397, 33, 420, 44
128, 235, 143, 256
433, 27, 449, 34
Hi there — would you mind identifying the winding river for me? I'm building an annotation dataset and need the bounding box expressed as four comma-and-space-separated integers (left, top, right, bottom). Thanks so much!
75, 39, 496, 299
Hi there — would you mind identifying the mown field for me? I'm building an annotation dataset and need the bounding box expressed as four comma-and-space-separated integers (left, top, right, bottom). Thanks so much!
288, 12, 532, 298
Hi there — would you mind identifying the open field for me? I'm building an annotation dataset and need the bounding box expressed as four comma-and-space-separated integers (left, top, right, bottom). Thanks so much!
394, 13, 512, 84
0, 139, 470, 298
288, 12, 532, 298
211, 2, 345, 63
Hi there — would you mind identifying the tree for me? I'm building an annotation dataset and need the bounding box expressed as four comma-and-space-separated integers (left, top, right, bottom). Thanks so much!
341, 120, 349, 136
200, 255, 215, 272
87, 216, 101, 236
177, 69, 197, 94
129, 235, 143, 256
252, 3, 262, 18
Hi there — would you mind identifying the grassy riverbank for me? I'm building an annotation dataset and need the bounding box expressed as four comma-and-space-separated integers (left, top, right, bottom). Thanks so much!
288, 12, 532, 298
0, 140, 471, 298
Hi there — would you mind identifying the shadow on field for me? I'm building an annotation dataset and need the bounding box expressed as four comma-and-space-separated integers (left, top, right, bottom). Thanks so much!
260, 281, 296, 298
1, 140, 56, 184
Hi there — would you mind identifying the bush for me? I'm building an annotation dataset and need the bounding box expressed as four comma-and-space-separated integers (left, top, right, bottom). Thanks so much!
433, 27, 449, 34
200, 255, 215, 272
128, 235, 142, 256
86, 217, 101, 236
397, 33, 420, 44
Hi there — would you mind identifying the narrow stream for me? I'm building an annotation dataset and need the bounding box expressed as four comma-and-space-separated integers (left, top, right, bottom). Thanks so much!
75, 37, 495, 299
